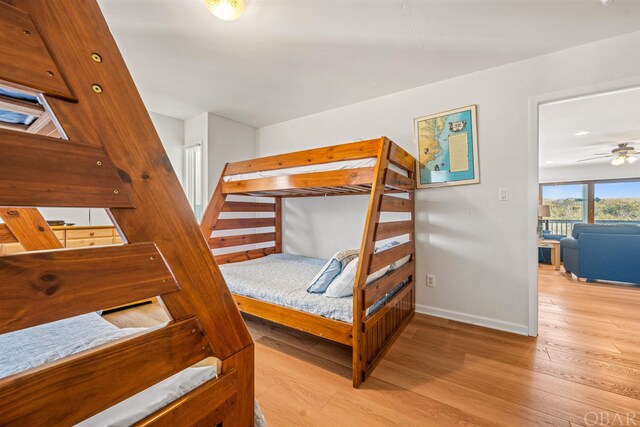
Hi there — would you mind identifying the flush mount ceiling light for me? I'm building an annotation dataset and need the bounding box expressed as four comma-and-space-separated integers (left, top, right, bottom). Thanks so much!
598, 0, 615, 5
573, 131, 590, 136
204, 0, 244, 21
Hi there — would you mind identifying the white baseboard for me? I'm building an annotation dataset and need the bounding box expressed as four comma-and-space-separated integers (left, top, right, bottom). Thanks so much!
415, 304, 529, 336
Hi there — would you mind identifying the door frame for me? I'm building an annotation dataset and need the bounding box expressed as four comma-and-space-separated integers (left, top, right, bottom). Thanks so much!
526, 76, 640, 336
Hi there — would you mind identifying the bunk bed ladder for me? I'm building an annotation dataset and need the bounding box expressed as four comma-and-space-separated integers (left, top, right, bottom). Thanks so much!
0, 1, 254, 425
352, 137, 416, 387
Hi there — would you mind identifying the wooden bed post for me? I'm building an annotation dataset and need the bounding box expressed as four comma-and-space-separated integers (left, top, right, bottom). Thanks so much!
274, 197, 283, 253
352, 137, 390, 388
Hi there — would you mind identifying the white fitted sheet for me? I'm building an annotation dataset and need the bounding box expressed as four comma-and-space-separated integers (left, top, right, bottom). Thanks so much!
0, 313, 217, 427
223, 157, 377, 182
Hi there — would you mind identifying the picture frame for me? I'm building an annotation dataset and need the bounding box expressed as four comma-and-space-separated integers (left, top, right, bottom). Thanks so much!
414, 104, 480, 188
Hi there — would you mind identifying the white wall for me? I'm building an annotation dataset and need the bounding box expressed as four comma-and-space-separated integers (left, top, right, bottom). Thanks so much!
540, 162, 640, 183
207, 113, 257, 194
35, 111, 185, 226
258, 31, 640, 334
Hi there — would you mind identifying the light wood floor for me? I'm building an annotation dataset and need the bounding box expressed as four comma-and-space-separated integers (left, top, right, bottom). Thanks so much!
105, 265, 640, 426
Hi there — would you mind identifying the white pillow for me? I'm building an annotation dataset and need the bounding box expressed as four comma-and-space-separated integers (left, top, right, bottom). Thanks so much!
306, 248, 360, 293
324, 257, 390, 298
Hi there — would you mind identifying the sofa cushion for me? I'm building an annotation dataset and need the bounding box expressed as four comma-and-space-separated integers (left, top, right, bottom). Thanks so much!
560, 237, 579, 249
571, 223, 640, 239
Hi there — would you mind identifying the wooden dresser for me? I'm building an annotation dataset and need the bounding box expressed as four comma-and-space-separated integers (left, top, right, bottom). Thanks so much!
0, 225, 122, 255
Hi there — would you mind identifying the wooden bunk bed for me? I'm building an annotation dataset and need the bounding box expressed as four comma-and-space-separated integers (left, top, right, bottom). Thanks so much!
200, 137, 416, 388
0, 1, 255, 425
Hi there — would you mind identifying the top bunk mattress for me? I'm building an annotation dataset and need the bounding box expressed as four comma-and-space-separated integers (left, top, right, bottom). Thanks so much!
0, 313, 217, 426
218, 253, 400, 323
223, 157, 377, 182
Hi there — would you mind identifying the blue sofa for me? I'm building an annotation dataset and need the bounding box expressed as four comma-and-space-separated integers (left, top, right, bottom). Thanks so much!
560, 223, 640, 284
538, 230, 564, 264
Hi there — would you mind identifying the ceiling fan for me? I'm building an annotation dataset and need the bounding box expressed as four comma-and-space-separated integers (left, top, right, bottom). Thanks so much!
577, 143, 639, 166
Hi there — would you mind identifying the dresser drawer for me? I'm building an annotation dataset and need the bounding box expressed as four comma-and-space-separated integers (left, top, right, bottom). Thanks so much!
65, 237, 114, 248
3, 243, 25, 255
114, 236, 123, 244
66, 228, 114, 239
53, 230, 66, 240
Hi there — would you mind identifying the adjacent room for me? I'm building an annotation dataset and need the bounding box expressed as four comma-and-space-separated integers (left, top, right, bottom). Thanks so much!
1, 0, 639, 425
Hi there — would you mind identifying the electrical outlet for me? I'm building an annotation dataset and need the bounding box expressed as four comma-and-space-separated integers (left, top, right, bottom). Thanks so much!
426, 274, 436, 288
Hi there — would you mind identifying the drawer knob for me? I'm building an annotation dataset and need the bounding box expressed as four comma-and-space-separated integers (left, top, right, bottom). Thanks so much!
89, 242, 95, 246
89, 232, 95, 236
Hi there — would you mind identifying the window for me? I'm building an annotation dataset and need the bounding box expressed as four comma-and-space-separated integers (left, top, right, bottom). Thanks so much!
540, 178, 640, 235
185, 142, 203, 220
541, 184, 587, 235
594, 181, 640, 224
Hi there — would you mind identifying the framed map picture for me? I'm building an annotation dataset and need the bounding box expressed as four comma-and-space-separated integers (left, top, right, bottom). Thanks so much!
414, 105, 479, 188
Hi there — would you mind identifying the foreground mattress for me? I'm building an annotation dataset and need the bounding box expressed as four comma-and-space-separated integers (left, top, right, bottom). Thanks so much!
0, 313, 217, 426
219, 253, 400, 323
222, 157, 377, 182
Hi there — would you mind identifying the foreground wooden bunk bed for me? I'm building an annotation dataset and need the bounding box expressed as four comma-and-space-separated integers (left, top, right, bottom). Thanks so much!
200, 137, 416, 387
0, 1, 254, 425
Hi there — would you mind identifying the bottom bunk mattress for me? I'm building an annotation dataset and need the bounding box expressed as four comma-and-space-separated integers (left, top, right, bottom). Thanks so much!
218, 253, 400, 323
0, 312, 217, 426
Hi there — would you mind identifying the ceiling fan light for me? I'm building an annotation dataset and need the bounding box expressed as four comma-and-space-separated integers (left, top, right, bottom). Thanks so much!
627, 156, 638, 164
204, 0, 244, 21
611, 155, 625, 166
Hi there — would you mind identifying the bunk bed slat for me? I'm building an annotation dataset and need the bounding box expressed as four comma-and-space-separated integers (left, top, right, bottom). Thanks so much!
0, 130, 133, 208
224, 138, 382, 175
135, 369, 238, 427
364, 260, 414, 309
209, 232, 276, 248
215, 246, 276, 264
0, 242, 178, 334
221, 167, 376, 195
0, 318, 212, 426
380, 195, 414, 212
388, 142, 415, 172
0, 93, 44, 116
0, 2, 74, 100
384, 169, 414, 191
222, 201, 275, 212
368, 241, 414, 274
213, 217, 275, 230
374, 220, 413, 241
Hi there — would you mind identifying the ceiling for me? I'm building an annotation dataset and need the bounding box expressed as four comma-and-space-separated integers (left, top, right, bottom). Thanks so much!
99, 0, 640, 127
539, 87, 640, 168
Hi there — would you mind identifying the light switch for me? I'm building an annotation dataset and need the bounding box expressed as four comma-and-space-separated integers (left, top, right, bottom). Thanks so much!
498, 187, 509, 201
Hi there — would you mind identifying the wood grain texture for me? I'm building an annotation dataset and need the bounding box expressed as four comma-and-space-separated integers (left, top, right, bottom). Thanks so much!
0, 1, 74, 100
380, 195, 414, 212
0, 318, 212, 426
0, 224, 18, 244
374, 220, 413, 241
0, 242, 178, 334
221, 167, 376, 195
12, 0, 252, 358
210, 232, 275, 248
224, 139, 382, 175
275, 197, 283, 253
136, 369, 238, 427
222, 201, 275, 212
364, 260, 414, 309
368, 241, 414, 274
213, 217, 275, 231
0, 208, 62, 250
215, 246, 276, 264
234, 294, 353, 346
388, 140, 415, 172
384, 169, 414, 191
0, 130, 133, 208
